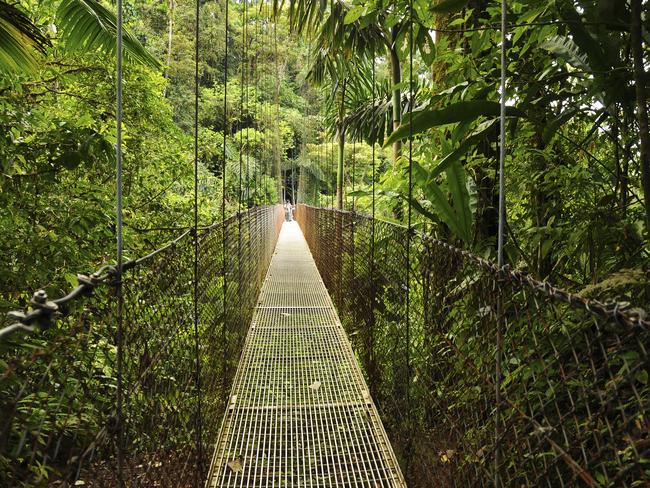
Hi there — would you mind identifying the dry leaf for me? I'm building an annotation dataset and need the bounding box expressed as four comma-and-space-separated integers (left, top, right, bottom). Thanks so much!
309, 380, 321, 392
227, 457, 243, 473
439, 452, 450, 463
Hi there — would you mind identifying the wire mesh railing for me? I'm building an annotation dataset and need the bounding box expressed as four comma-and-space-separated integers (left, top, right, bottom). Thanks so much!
296, 204, 650, 488
0, 205, 283, 487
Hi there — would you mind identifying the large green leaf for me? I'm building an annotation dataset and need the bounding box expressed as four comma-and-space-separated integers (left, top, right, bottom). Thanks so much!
57, 0, 160, 69
411, 159, 475, 244
539, 35, 590, 72
417, 27, 436, 65
412, 160, 459, 236
0, 2, 50, 72
429, 119, 498, 179
445, 159, 473, 242
385, 100, 524, 146
343, 6, 364, 25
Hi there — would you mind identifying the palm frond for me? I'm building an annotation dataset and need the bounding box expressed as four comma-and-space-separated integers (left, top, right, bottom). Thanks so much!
0, 1, 50, 72
273, 0, 327, 35
342, 67, 411, 146
57, 0, 160, 69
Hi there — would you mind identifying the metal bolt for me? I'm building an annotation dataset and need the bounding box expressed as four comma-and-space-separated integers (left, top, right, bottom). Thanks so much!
30, 290, 58, 312
32, 290, 47, 304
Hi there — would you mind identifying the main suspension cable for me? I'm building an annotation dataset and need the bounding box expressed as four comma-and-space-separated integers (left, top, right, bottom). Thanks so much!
237, 0, 245, 350
261, 0, 268, 204
369, 44, 377, 398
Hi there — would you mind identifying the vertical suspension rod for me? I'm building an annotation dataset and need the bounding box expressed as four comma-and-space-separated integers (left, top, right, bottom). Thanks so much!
495, 0, 508, 486
221, 0, 230, 385
193, 0, 203, 482
405, 0, 414, 480
115, 0, 124, 485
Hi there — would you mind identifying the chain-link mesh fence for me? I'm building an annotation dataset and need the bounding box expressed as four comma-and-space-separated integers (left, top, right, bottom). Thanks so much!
296, 204, 650, 488
1, 205, 283, 487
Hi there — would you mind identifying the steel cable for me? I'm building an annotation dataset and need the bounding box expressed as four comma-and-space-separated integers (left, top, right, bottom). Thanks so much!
495, 1, 508, 484
405, 0, 414, 481
115, 0, 124, 483
193, 0, 204, 482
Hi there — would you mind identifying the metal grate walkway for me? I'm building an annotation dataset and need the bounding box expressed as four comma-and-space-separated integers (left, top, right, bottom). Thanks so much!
207, 221, 406, 487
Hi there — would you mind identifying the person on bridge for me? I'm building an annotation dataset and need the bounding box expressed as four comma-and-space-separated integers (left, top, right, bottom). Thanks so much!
284, 201, 294, 221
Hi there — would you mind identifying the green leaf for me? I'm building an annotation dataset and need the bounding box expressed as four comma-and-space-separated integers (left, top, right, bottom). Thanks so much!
343, 6, 364, 25
428, 119, 498, 179
57, 0, 161, 69
385, 100, 523, 146
411, 160, 474, 243
347, 189, 372, 197
430, 139, 475, 179
539, 35, 590, 72
64, 273, 78, 288
417, 28, 436, 65
446, 160, 473, 242
431, 0, 470, 14
358, 11, 379, 29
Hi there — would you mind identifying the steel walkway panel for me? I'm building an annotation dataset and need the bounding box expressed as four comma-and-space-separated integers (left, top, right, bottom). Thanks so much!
207, 221, 405, 487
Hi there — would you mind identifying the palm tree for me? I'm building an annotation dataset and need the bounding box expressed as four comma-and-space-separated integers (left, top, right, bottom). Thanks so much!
0, 0, 160, 73
274, 0, 413, 208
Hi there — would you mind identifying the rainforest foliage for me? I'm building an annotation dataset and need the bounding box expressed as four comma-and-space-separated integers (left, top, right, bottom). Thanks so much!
1, 1, 650, 486
1, 0, 649, 307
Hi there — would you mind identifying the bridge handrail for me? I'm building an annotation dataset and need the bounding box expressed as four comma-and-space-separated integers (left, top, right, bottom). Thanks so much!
0, 205, 279, 341
297, 204, 649, 329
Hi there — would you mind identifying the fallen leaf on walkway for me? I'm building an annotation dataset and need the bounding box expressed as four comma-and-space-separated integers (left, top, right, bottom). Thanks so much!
227, 457, 243, 473
439, 450, 455, 463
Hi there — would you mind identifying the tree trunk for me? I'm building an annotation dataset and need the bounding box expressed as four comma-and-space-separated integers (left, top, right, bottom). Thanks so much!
631, 0, 650, 237
390, 25, 402, 165
336, 78, 347, 209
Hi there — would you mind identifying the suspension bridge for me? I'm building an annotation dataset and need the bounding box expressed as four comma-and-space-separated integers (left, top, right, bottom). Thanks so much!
2, 203, 649, 487
2, 0, 650, 485
206, 220, 404, 487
